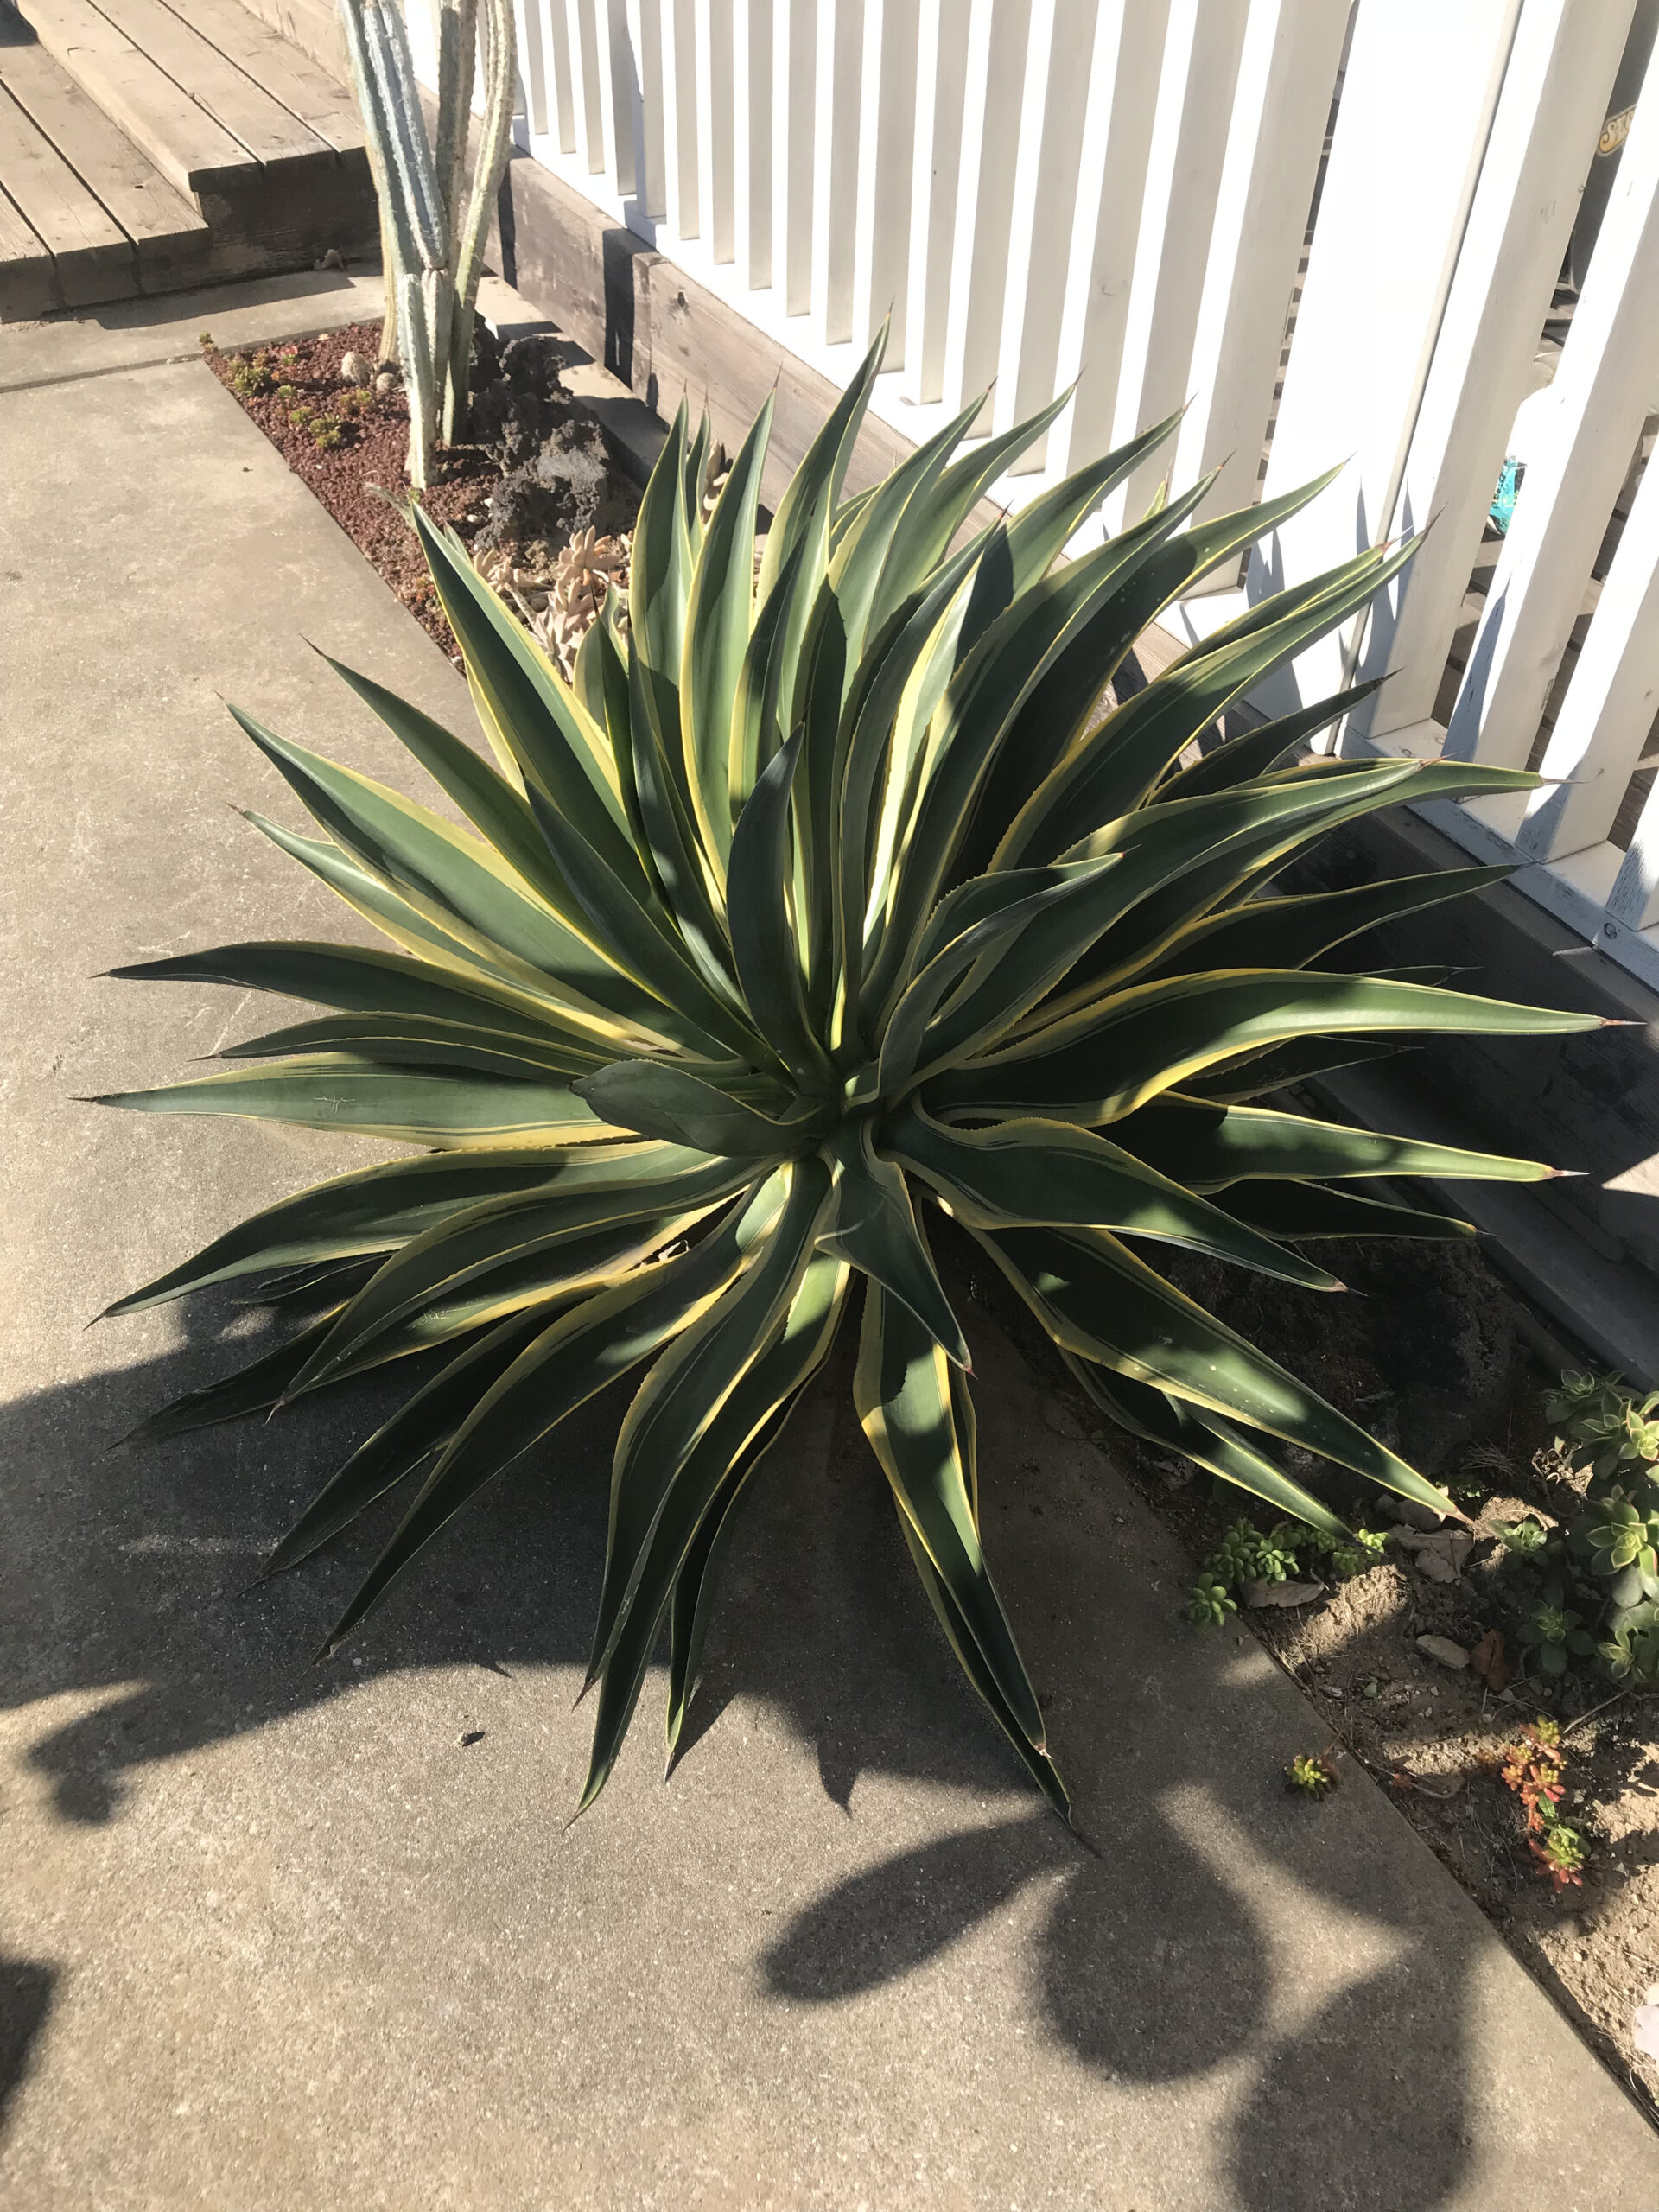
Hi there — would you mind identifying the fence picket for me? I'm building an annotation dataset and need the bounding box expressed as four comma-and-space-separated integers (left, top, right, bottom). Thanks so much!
1173, 0, 1349, 538
1224, 0, 1522, 721
901, 0, 969, 404
851, 0, 918, 358
1349, 0, 1635, 746
1108, 0, 1250, 529
1518, 428, 1659, 861
1443, 52, 1659, 779
1046, 0, 1168, 486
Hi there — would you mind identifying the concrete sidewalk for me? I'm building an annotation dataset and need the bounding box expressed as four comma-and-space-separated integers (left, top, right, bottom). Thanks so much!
2, 285, 1655, 2212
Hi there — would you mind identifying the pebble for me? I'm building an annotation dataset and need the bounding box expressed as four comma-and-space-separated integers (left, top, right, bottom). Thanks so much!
1416, 1634, 1471, 1670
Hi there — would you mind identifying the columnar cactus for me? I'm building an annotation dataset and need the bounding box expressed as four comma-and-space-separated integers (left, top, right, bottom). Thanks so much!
338, 0, 517, 489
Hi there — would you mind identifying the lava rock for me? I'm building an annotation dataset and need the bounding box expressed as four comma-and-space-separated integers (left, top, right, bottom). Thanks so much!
477, 423, 636, 560
469, 333, 588, 473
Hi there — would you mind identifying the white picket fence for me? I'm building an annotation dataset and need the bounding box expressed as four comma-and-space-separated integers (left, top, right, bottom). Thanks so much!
417, 0, 1659, 993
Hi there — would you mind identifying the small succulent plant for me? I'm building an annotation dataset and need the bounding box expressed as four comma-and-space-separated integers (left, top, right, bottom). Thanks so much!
1499, 1719, 1586, 1893
1286, 1751, 1339, 1798
1492, 1516, 1548, 1560
1188, 1575, 1236, 1628
1545, 1370, 1659, 1688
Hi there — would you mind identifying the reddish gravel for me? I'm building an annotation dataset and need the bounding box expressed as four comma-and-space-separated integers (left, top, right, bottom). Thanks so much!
205, 320, 499, 658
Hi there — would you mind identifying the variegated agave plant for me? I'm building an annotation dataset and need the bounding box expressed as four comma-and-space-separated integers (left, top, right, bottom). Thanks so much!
101, 341, 1600, 1818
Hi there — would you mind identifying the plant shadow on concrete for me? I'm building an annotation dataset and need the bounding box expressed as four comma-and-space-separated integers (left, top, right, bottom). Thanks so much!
3, 1283, 1505, 2210
0, 1958, 55, 2139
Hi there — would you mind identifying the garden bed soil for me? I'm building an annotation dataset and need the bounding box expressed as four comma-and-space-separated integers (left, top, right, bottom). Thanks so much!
941, 1209, 1659, 2125
203, 321, 501, 658
209, 324, 1659, 2128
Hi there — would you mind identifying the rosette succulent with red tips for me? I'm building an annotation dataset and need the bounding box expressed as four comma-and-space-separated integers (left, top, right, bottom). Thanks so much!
100, 339, 1600, 1818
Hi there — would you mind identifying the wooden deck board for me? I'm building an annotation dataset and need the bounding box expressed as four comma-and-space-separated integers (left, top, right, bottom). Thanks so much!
0, 172, 58, 317
86, 0, 334, 168
0, 77, 134, 302
155, 0, 362, 153
0, 27, 207, 273
18, 0, 251, 194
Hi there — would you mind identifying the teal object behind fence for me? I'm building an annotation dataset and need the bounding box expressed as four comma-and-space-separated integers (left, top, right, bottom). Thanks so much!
1491, 457, 1523, 534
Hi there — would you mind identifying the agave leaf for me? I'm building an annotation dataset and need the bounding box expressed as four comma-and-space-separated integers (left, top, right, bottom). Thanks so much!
1109, 1094, 1559, 1190
683, 397, 772, 872
662, 1251, 851, 1758
890, 1502, 1070, 1817
970, 1222, 1454, 1516
756, 326, 886, 608
244, 813, 555, 992
585, 1156, 834, 1700
93, 1058, 618, 1147
836, 531, 1005, 1021
730, 531, 809, 822
237, 1257, 373, 1306
792, 394, 995, 1004
821, 1124, 969, 1367
884, 1103, 1342, 1292
1147, 866, 1517, 982
573, 1060, 824, 1154
1000, 537, 1415, 868
1182, 1034, 1403, 1103
411, 507, 635, 862
1060, 1354, 1350, 1541
861, 486, 1225, 1020
1154, 678, 1389, 804
319, 1177, 785, 1656
110, 940, 627, 1057
218, 1012, 612, 1081
876, 858, 1124, 1096
979, 762, 1432, 1039
232, 709, 700, 1046
620, 639, 740, 1001
99, 1144, 669, 1314
264, 1306, 554, 1576
931, 969, 1603, 1126
855, 1281, 1048, 1751
858, 423, 1190, 942
123, 1306, 346, 1442
321, 650, 575, 906
1217, 1179, 1476, 1241
726, 731, 830, 1081
1048, 760, 1549, 1007
525, 768, 769, 1066
951, 478, 1233, 882
284, 1149, 751, 1390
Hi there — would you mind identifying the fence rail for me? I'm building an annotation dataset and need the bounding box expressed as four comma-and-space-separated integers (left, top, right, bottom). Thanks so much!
419, 0, 1659, 993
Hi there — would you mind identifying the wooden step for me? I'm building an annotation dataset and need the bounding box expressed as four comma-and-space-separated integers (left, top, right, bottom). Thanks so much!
0, 75, 133, 304
0, 16, 207, 316
5, 0, 375, 280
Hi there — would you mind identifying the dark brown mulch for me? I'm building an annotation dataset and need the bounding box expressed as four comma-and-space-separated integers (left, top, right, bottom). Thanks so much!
203, 320, 499, 658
